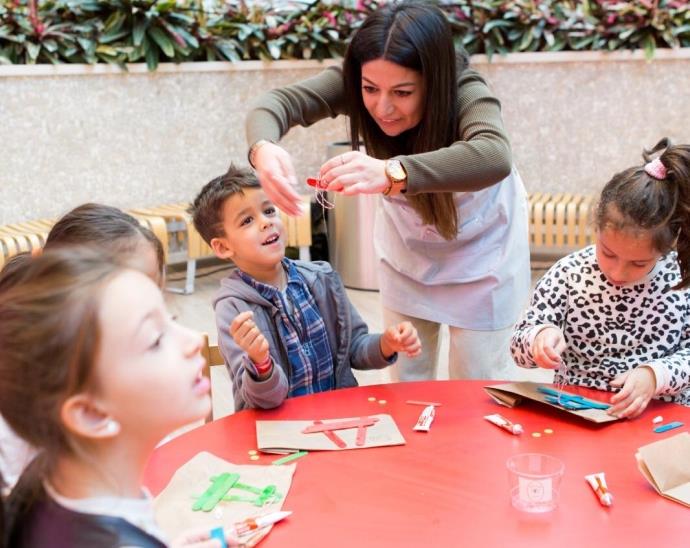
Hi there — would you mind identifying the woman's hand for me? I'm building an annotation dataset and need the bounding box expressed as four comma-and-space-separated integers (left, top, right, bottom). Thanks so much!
608, 366, 656, 419
252, 141, 303, 216
319, 151, 388, 195
380, 321, 422, 359
531, 326, 566, 369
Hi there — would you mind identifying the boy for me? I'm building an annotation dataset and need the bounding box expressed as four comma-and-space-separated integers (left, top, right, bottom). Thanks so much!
190, 164, 421, 411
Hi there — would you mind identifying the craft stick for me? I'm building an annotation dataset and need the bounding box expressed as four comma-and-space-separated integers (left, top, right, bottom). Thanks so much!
322, 429, 347, 448
538, 386, 610, 410
313, 420, 347, 448
356, 419, 368, 446
653, 421, 684, 433
272, 451, 308, 466
302, 417, 378, 434
192, 472, 240, 512
405, 400, 442, 407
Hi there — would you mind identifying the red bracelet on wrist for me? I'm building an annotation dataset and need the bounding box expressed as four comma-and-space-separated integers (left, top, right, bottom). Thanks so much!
253, 355, 272, 375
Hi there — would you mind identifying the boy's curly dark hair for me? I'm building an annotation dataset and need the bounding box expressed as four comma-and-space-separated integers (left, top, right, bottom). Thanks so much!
189, 164, 260, 245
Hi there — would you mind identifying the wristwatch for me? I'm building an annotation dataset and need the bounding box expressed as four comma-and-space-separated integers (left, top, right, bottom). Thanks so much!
247, 139, 274, 169
383, 159, 408, 196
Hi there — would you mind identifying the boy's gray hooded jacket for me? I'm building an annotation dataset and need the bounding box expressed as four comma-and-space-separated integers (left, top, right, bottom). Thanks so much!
213, 260, 394, 411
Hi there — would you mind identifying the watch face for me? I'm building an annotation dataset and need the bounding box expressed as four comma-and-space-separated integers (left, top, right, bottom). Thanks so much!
387, 160, 405, 181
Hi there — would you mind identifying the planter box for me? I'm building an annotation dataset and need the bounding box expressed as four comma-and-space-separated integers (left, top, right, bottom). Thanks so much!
1, 50, 689, 224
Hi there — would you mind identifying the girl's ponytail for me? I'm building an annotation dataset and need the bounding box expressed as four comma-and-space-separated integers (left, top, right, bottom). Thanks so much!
658, 142, 690, 289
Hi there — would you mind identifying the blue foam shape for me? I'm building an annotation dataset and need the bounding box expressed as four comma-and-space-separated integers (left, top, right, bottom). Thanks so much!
653, 421, 684, 433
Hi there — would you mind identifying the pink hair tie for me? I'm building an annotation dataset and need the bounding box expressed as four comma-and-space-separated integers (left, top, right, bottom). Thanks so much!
644, 157, 667, 180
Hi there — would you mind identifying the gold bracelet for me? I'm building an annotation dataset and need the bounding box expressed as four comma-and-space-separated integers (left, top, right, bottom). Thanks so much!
247, 139, 274, 169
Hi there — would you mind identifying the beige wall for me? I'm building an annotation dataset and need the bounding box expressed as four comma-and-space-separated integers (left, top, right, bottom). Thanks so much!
1, 50, 689, 224
478, 50, 690, 199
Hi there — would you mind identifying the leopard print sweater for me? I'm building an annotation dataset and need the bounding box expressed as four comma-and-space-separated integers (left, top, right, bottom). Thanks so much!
511, 246, 690, 406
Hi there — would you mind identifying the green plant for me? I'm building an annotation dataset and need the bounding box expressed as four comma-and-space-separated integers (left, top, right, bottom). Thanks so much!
0, 1, 688, 69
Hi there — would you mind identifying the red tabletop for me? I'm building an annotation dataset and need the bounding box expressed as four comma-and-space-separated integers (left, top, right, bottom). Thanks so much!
143, 381, 690, 547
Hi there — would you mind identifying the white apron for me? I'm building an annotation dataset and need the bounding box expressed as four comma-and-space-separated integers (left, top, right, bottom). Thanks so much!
374, 168, 530, 330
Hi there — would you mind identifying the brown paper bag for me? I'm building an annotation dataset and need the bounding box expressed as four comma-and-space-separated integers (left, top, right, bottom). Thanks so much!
154, 451, 295, 545
484, 382, 619, 424
256, 413, 406, 453
636, 431, 690, 507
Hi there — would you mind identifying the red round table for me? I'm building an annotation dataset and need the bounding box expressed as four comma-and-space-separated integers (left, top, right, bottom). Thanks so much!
143, 381, 690, 547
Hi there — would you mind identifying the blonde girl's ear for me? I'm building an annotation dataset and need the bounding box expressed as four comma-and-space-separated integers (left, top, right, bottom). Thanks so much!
210, 237, 235, 260
60, 394, 121, 440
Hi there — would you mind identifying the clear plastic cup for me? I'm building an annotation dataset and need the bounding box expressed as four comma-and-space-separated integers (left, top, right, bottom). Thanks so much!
506, 453, 564, 513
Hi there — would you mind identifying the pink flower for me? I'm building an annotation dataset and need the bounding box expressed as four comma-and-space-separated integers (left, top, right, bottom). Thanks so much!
323, 11, 337, 27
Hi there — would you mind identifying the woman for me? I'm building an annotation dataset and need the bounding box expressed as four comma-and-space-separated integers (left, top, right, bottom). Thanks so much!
245, 2, 530, 381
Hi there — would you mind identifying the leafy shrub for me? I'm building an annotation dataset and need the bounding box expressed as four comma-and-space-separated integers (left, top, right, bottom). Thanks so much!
0, 1, 688, 69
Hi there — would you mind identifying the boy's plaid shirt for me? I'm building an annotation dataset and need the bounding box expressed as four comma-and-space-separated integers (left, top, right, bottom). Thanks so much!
239, 259, 334, 396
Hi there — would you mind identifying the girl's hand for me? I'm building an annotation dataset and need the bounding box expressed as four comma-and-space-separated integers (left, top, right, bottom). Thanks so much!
608, 366, 656, 419
230, 311, 270, 365
252, 141, 303, 216
319, 151, 388, 195
531, 326, 566, 369
380, 321, 422, 359
171, 526, 241, 547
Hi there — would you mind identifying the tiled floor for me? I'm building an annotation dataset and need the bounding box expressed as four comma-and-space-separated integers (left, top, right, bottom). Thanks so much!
167, 261, 553, 420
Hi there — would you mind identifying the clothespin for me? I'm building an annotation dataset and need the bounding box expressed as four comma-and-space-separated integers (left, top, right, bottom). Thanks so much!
306, 177, 324, 189
306, 177, 335, 210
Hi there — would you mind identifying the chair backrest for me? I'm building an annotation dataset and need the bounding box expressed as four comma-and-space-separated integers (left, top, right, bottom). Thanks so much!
200, 334, 225, 422
201, 335, 224, 369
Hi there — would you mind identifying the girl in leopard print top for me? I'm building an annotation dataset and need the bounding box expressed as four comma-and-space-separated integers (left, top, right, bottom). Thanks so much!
512, 138, 690, 418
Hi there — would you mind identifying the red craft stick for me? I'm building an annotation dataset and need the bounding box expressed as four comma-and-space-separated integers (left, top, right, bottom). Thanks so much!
312, 420, 346, 448
356, 419, 369, 447
302, 417, 378, 434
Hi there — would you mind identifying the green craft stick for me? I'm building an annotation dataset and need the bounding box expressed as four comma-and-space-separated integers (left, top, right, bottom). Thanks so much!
221, 485, 282, 506
221, 494, 259, 503
233, 482, 263, 495
272, 451, 308, 465
192, 472, 240, 512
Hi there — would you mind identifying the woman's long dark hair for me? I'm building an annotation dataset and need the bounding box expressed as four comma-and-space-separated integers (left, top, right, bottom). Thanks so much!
343, 1, 466, 239
595, 138, 690, 289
